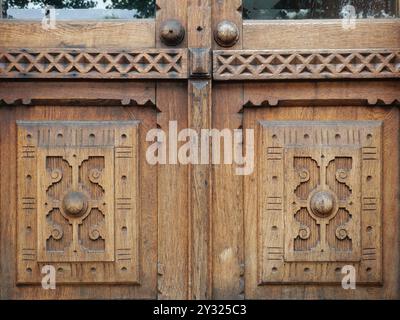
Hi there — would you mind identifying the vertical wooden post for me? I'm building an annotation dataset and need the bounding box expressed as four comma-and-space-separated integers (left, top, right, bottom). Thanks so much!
188, 0, 212, 300
211, 0, 245, 299
156, 0, 189, 300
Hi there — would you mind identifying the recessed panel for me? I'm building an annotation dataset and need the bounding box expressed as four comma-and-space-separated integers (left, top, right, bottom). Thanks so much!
17, 121, 140, 284
258, 121, 382, 284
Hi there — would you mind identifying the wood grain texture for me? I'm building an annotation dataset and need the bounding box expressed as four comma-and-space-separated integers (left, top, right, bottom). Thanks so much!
188, 0, 211, 48
0, 102, 158, 299
188, 80, 212, 299
0, 48, 188, 79
244, 19, 400, 50
244, 105, 399, 299
156, 81, 189, 299
187, 0, 212, 300
210, 0, 244, 300
0, 81, 155, 106
243, 81, 400, 107
212, 82, 244, 299
0, 20, 155, 49
214, 49, 400, 80
257, 120, 382, 284
17, 121, 140, 284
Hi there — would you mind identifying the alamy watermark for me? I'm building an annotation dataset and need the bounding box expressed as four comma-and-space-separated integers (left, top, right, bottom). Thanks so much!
41, 265, 56, 290
41, 6, 57, 30
341, 4, 357, 30
341, 265, 357, 290
146, 121, 254, 176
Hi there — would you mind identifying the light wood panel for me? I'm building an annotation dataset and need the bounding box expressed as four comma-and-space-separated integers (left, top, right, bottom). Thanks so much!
156, 81, 189, 300
187, 0, 212, 300
0, 20, 155, 49
244, 19, 400, 49
0, 101, 158, 299
212, 82, 245, 300
244, 104, 399, 299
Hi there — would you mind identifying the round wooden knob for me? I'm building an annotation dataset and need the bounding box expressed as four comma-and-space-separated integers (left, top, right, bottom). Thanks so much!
310, 191, 335, 217
62, 191, 88, 217
214, 20, 239, 47
160, 19, 185, 46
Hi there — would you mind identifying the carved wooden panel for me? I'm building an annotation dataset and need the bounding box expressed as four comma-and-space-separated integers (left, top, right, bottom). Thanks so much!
258, 121, 382, 284
214, 49, 400, 80
17, 121, 140, 284
0, 48, 188, 79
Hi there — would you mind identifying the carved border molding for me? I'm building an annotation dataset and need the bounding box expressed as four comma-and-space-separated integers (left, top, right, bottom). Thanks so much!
242, 81, 400, 107
2, 48, 399, 81
0, 82, 156, 106
17, 121, 141, 284
257, 121, 383, 284
214, 49, 400, 80
0, 48, 188, 79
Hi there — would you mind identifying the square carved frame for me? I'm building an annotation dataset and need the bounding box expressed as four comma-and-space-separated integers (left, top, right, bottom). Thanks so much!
258, 121, 382, 285
17, 121, 140, 285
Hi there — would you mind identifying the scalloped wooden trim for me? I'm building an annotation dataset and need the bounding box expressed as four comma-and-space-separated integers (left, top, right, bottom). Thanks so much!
0, 81, 156, 106
243, 81, 400, 107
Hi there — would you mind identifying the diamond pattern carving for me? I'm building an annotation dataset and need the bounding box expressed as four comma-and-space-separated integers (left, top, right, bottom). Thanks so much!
0, 49, 188, 79
214, 50, 400, 80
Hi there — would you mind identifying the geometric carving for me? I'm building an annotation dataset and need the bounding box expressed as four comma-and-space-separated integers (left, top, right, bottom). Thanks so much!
17, 121, 140, 284
258, 121, 382, 284
0, 48, 188, 79
214, 49, 400, 80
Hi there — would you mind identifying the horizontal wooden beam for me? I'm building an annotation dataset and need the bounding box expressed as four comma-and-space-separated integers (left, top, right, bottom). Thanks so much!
0, 81, 156, 106
214, 49, 400, 80
243, 81, 400, 107
0, 20, 155, 49
244, 19, 400, 50
0, 48, 188, 79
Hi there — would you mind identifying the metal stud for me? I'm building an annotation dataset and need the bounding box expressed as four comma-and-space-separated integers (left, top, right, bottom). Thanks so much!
214, 20, 239, 47
160, 19, 185, 46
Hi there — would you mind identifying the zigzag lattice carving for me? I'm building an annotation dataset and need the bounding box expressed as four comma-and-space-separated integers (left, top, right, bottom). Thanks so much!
213, 49, 400, 80
0, 48, 188, 79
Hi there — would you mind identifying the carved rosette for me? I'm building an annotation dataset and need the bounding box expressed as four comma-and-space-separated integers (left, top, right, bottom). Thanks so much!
258, 121, 382, 284
17, 121, 140, 284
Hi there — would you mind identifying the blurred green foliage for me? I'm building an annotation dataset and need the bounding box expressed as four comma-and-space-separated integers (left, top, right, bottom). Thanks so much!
1, 0, 155, 18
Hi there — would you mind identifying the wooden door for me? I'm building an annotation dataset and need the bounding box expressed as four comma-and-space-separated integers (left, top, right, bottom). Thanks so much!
211, 1, 400, 299
0, 0, 191, 300
0, 0, 399, 300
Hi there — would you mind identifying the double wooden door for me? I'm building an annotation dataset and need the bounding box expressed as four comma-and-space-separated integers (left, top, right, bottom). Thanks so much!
0, 0, 399, 299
